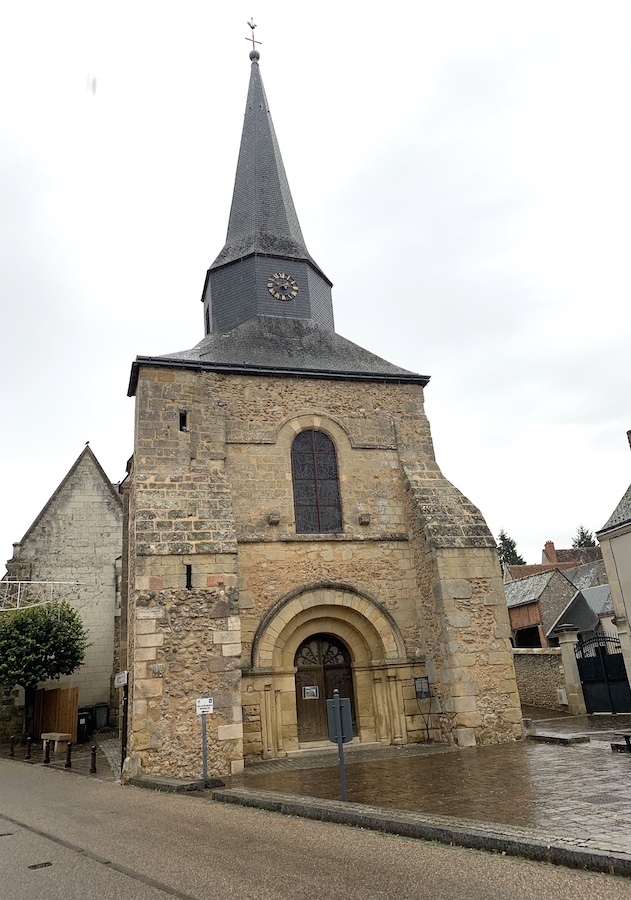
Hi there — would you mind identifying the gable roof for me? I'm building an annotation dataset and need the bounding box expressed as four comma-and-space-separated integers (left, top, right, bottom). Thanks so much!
504, 562, 575, 582
16, 445, 122, 547
547, 585, 614, 637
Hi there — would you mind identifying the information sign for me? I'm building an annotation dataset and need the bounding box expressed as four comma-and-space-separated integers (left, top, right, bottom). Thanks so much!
114, 671, 128, 688
196, 697, 214, 715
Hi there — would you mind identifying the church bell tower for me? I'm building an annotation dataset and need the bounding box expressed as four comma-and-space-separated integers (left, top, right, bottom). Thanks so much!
123, 38, 522, 782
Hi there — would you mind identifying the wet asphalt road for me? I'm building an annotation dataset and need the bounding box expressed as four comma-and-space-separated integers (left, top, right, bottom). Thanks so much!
1, 758, 630, 900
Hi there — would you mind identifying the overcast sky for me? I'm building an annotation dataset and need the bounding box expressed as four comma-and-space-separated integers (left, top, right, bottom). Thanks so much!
1, 1, 630, 573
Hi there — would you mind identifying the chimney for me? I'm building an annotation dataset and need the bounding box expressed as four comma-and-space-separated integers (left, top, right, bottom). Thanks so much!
543, 540, 557, 564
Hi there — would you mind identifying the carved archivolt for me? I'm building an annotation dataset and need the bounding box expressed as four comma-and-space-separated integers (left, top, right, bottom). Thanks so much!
252, 582, 406, 670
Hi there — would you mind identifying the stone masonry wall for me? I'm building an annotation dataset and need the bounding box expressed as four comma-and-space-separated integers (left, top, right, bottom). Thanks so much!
127, 586, 242, 779
513, 649, 565, 709
129, 364, 521, 771
538, 574, 577, 636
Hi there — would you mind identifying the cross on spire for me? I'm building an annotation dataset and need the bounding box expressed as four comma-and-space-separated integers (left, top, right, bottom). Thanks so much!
246, 18, 261, 52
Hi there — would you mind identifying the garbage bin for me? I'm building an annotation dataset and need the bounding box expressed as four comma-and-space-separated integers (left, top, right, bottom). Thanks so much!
94, 703, 109, 730
77, 706, 94, 743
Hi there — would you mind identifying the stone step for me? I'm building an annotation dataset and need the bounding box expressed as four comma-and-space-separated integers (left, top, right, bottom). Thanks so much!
527, 732, 590, 745
285, 741, 382, 759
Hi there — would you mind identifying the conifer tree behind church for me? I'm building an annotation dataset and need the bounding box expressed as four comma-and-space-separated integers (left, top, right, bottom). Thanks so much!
497, 529, 526, 570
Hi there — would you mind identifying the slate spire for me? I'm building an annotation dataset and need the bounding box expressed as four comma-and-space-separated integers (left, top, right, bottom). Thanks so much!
202, 49, 334, 334
213, 49, 313, 269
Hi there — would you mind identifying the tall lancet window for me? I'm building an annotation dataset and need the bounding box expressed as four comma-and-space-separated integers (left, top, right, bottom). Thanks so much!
291, 430, 343, 534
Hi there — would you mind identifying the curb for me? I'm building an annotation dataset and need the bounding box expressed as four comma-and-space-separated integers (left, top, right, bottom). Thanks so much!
212, 787, 631, 878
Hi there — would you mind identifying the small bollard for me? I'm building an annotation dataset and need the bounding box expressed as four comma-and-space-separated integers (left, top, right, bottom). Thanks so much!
90, 745, 97, 774
44, 739, 51, 765
65, 741, 73, 769
24, 737, 32, 761
8, 736, 15, 758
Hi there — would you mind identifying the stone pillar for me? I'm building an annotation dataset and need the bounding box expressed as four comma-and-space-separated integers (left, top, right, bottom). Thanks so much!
261, 684, 275, 758
612, 616, 631, 686
556, 626, 587, 716
274, 688, 286, 757
387, 673, 405, 744
371, 674, 388, 744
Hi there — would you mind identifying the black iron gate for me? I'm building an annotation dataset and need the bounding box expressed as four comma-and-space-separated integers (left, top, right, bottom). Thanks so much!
575, 635, 631, 713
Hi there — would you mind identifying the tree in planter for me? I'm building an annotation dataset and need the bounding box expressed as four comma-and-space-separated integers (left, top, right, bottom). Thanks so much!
497, 529, 526, 571
0, 601, 89, 738
572, 525, 596, 548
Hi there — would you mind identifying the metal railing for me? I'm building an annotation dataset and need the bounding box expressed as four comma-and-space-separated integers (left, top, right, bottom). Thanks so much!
0, 581, 82, 612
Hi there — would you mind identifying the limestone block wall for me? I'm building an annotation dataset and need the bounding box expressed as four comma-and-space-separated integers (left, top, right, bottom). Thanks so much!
5, 449, 122, 708
512, 648, 565, 709
126, 372, 243, 778
400, 458, 522, 746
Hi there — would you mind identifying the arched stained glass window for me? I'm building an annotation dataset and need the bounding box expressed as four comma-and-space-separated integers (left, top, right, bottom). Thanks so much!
291, 430, 342, 534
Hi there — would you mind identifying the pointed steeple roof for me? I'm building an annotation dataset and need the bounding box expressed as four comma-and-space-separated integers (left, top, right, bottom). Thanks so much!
127, 46, 431, 395
211, 51, 324, 277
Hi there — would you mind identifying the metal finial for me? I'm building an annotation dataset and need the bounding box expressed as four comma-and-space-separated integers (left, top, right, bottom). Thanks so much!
246, 18, 261, 58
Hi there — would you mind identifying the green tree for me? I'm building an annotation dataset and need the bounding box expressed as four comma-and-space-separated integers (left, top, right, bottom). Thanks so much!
0, 601, 89, 737
497, 529, 526, 571
572, 525, 596, 548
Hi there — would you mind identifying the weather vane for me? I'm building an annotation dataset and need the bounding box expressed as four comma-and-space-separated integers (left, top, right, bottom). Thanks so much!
246, 18, 261, 52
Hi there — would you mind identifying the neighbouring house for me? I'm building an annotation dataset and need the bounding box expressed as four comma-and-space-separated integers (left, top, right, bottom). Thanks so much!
504, 541, 603, 584
1, 445, 123, 737
542, 540, 602, 567
505, 569, 577, 648
597, 429, 631, 679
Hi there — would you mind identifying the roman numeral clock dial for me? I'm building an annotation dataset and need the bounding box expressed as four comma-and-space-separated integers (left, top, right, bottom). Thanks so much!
267, 272, 298, 301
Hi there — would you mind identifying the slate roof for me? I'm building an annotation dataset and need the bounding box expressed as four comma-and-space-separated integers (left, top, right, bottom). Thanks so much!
211, 52, 324, 279
598, 482, 631, 535
128, 317, 428, 395
562, 560, 607, 591
504, 571, 555, 609
582, 584, 614, 617
129, 50, 431, 394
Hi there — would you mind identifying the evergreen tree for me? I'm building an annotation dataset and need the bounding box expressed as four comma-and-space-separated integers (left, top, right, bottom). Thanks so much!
497, 529, 526, 570
572, 525, 596, 548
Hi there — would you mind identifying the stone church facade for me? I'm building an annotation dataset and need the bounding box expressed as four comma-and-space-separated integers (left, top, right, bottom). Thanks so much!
121, 50, 521, 780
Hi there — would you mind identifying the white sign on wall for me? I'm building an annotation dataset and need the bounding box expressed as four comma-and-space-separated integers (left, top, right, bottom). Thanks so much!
114, 671, 128, 688
196, 697, 214, 715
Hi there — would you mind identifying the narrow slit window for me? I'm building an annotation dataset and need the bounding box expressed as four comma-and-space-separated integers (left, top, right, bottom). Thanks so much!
291, 430, 342, 534
185, 564, 193, 590
205, 306, 210, 335
179, 411, 188, 432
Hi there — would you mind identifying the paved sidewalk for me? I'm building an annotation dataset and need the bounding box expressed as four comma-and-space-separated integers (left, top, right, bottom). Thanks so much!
0, 734, 120, 782
4, 713, 631, 875
211, 711, 631, 873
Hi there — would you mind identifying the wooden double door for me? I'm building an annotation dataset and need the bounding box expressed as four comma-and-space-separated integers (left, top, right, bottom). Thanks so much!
294, 633, 356, 741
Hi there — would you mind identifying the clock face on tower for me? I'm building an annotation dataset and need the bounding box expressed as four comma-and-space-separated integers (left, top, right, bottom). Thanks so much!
267, 272, 298, 301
